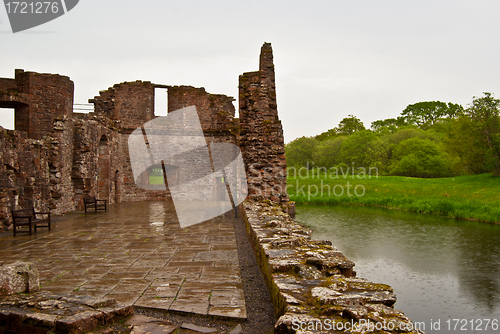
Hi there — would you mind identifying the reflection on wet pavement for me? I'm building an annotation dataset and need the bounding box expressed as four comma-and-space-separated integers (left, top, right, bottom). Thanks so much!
0, 201, 247, 319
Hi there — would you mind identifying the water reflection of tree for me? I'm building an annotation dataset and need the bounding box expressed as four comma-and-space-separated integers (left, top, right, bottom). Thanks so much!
454, 224, 500, 315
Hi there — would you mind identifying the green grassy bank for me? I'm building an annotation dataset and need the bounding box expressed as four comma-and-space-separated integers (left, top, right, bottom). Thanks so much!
287, 171, 500, 223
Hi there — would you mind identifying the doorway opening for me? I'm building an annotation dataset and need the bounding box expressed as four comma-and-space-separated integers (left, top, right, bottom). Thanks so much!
154, 88, 168, 116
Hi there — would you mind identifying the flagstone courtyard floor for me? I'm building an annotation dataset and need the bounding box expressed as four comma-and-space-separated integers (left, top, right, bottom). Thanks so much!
0, 201, 248, 320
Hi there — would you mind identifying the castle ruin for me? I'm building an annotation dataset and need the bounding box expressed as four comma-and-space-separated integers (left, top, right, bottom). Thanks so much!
0, 43, 289, 231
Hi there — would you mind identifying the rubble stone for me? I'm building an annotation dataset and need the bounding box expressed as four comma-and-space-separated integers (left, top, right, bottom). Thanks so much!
0, 261, 39, 295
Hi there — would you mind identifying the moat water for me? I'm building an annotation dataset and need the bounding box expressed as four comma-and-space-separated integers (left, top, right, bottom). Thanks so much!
296, 204, 500, 333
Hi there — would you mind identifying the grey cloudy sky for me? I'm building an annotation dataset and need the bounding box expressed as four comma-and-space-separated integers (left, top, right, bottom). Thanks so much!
1, 0, 499, 142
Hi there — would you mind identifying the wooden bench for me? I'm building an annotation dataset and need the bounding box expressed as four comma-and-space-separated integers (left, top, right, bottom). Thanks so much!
83, 196, 107, 213
11, 208, 51, 236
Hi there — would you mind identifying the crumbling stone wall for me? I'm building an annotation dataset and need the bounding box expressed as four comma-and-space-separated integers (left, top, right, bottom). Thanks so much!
47, 115, 75, 214
90, 81, 155, 131
166, 86, 241, 201
71, 114, 123, 209
0, 114, 119, 227
88, 81, 167, 203
88, 84, 241, 204
0, 128, 53, 229
167, 85, 237, 134
0, 78, 17, 91
86, 82, 157, 204
0, 70, 76, 227
239, 43, 289, 205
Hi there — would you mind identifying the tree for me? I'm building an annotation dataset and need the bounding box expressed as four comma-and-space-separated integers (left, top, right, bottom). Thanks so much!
336, 115, 366, 136
314, 115, 365, 141
371, 117, 407, 133
315, 128, 337, 141
338, 130, 377, 168
463, 92, 500, 175
401, 101, 463, 127
390, 137, 452, 178
313, 136, 345, 168
285, 136, 318, 168
444, 116, 486, 174
386, 128, 428, 146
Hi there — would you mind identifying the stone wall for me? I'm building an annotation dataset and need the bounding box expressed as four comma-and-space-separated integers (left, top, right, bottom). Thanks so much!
0, 69, 73, 140
71, 114, 123, 209
87, 83, 240, 205
168, 85, 237, 134
0, 70, 76, 226
0, 128, 51, 226
47, 115, 75, 214
0, 78, 17, 91
0, 114, 120, 224
89, 81, 155, 132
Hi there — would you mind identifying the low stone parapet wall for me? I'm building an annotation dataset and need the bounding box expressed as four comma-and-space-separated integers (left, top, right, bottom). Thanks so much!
0, 292, 133, 333
242, 200, 424, 334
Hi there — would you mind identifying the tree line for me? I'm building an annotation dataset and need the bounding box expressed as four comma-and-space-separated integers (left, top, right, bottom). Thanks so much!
286, 93, 500, 178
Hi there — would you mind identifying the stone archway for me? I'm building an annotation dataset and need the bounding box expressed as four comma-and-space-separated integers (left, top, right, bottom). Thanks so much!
97, 135, 110, 201
135, 163, 179, 192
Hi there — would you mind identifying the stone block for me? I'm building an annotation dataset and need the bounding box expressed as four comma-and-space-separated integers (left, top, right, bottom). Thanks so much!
0, 262, 39, 296
180, 323, 216, 333
55, 310, 105, 333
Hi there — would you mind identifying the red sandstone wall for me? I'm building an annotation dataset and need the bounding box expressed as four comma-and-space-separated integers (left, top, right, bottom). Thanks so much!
47, 116, 75, 214
71, 115, 127, 209
90, 82, 239, 205
89, 81, 170, 204
0, 70, 75, 229
14, 70, 74, 140
0, 78, 17, 92
90, 81, 155, 131
167, 86, 236, 133
0, 128, 52, 229
89, 82, 167, 203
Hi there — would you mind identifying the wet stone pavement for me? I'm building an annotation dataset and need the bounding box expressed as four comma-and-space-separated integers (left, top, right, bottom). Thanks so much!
0, 201, 247, 321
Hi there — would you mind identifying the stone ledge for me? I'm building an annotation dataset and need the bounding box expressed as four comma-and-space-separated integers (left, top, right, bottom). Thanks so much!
0, 291, 133, 334
242, 200, 425, 334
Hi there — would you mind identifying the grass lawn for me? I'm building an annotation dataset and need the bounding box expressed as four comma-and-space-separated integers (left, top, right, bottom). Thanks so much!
287, 172, 500, 223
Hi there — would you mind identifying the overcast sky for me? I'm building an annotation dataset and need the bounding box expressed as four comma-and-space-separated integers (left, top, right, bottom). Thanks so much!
1, 0, 499, 142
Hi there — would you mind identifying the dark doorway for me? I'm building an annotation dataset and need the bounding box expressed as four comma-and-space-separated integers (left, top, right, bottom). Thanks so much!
98, 135, 110, 201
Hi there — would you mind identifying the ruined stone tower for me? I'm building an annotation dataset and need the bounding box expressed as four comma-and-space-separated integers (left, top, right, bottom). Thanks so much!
239, 43, 289, 205
0, 69, 74, 140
